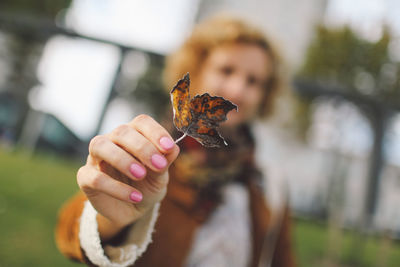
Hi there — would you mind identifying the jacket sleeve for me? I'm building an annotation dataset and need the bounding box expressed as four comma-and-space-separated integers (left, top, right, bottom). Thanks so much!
271, 207, 296, 267
55, 192, 88, 263
55, 192, 160, 267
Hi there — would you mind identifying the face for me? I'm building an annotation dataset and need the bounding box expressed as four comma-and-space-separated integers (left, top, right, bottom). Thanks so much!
192, 43, 272, 127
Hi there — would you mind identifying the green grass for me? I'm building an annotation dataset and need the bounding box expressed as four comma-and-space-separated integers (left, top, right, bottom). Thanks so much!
294, 219, 328, 266
294, 218, 400, 267
0, 149, 83, 267
1, 149, 400, 267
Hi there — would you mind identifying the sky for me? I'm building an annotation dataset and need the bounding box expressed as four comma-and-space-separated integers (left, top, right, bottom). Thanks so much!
30, 0, 400, 165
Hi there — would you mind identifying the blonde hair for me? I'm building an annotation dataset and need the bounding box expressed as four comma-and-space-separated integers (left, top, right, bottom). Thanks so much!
163, 15, 283, 118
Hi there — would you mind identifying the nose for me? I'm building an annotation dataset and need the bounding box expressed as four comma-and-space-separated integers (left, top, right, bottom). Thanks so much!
222, 75, 247, 103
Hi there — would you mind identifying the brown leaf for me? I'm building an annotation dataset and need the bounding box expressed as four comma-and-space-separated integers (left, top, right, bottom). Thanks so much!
170, 73, 237, 147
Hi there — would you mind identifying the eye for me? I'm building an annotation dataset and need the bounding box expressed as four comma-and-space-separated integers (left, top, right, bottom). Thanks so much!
247, 75, 257, 86
220, 66, 233, 76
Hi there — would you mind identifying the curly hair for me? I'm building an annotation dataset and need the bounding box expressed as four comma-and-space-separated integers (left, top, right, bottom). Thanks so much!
163, 15, 283, 118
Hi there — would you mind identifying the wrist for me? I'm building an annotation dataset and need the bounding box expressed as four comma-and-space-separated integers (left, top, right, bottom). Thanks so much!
96, 214, 132, 242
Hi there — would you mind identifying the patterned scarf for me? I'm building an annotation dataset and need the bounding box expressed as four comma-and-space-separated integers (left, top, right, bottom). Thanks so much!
168, 124, 263, 220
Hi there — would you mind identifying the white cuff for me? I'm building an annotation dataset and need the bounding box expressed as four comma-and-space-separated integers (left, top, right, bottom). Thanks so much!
79, 201, 160, 267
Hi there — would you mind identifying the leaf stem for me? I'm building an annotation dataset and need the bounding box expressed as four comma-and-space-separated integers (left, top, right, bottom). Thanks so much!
175, 133, 187, 144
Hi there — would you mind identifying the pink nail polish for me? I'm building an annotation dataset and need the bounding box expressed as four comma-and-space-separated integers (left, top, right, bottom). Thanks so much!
130, 163, 146, 179
151, 154, 167, 169
130, 191, 143, 202
160, 136, 175, 150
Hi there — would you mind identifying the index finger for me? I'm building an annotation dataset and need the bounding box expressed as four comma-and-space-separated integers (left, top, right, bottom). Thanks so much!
128, 114, 178, 154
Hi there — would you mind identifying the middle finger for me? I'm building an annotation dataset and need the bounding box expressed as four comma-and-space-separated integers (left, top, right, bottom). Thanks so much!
109, 124, 168, 172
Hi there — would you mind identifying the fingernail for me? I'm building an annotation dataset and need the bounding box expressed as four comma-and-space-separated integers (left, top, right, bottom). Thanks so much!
130, 191, 143, 203
130, 163, 146, 179
160, 136, 175, 150
151, 154, 167, 169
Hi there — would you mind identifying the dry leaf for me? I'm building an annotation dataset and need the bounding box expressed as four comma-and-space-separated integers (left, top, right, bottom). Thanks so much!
170, 73, 237, 147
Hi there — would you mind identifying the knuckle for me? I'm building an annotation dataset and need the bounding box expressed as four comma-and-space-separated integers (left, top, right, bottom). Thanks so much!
108, 151, 122, 165
77, 166, 95, 191
76, 166, 86, 186
88, 172, 104, 190
132, 114, 150, 125
134, 141, 148, 154
112, 124, 130, 138
134, 142, 155, 162
89, 135, 107, 153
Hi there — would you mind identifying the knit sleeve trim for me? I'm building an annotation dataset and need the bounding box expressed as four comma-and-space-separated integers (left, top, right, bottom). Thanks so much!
79, 201, 160, 267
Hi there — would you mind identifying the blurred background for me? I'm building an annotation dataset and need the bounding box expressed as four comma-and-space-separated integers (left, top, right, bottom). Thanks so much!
0, 0, 400, 266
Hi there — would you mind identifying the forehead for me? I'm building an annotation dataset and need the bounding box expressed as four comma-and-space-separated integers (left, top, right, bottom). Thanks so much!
204, 43, 273, 78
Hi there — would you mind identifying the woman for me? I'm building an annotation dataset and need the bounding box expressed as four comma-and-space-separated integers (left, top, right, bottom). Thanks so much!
56, 16, 296, 267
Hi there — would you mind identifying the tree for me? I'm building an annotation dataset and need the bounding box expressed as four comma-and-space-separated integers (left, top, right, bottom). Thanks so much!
296, 24, 400, 264
299, 25, 399, 99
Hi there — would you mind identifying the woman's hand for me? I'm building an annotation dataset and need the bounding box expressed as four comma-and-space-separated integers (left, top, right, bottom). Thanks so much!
77, 114, 179, 241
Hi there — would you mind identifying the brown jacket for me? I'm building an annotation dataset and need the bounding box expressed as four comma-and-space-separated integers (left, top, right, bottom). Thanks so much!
56, 176, 295, 267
